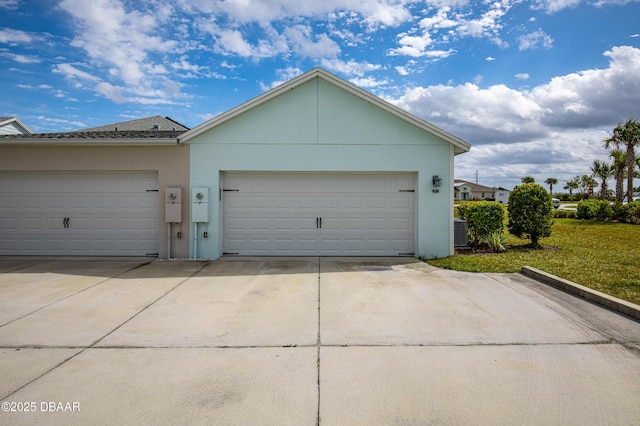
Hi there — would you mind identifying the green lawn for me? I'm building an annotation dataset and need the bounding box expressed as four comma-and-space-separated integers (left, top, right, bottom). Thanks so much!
427, 219, 640, 305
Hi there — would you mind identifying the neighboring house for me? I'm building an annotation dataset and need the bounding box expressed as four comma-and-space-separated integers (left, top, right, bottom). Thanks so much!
0, 126, 190, 259
454, 180, 499, 201
0, 69, 471, 260
180, 68, 471, 259
0, 117, 33, 135
79, 115, 189, 132
494, 187, 511, 204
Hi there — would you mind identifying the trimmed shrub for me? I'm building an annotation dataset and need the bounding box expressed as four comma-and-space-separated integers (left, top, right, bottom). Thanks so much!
457, 201, 505, 246
507, 184, 553, 248
612, 202, 630, 222
577, 199, 613, 220
629, 202, 640, 224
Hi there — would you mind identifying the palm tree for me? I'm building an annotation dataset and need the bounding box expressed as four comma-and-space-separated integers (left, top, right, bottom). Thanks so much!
521, 176, 535, 184
609, 149, 627, 203
604, 119, 640, 203
564, 177, 579, 201
591, 160, 613, 200
544, 177, 558, 196
580, 174, 598, 197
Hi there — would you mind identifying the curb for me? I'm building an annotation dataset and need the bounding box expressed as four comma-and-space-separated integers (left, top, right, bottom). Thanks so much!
521, 266, 640, 321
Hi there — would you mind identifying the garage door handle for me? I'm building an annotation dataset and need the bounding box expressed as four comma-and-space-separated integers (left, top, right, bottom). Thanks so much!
63, 217, 70, 228
319, 217, 322, 229
316, 217, 319, 229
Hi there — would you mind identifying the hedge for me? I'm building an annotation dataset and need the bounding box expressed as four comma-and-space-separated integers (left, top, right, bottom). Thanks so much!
457, 201, 505, 246
576, 200, 640, 223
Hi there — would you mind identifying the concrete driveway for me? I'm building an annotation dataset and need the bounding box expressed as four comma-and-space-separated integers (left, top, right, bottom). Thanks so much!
1, 257, 639, 425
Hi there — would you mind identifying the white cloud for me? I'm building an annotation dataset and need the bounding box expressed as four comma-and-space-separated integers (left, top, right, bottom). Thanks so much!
455, 0, 512, 46
486, 56, 496, 61
518, 29, 554, 50
391, 33, 434, 57
0, 0, 18, 9
53, 63, 101, 82
215, 28, 256, 57
532, 45, 640, 128
349, 76, 389, 88
424, 0, 470, 7
180, 0, 413, 28
284, 26, 340, 58
531, 0, 581, 13
515, 72, 530, 80
391, 45, 640, 189
260, 66, 304, 90
58, 0, 183, 103
390, 1, 515, 57
320, 58, 382, 76
455, 128, 608, 189
419, 7, 459, 30
95, 81, 178, 104
0, 50, 40, 63
395, 65, 410, 75
393, 45, 640, 144
36, 115, 87, 128
0, 28, 35, 44
16, 83, 53, 89
393, 82, 547, 145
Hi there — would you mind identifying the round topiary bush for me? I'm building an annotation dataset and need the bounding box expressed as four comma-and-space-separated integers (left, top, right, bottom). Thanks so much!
507, 183, 553, 248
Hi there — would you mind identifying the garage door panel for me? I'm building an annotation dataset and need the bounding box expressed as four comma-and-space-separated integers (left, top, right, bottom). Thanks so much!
222, 172, 415, 256
0, 172, 158, 256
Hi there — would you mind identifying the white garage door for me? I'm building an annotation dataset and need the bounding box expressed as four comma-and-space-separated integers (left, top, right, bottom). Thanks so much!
222, 172, 415, 256
0, 172, 158, 256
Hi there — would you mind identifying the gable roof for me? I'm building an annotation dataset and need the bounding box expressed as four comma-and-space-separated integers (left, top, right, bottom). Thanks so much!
178, 68, 471, 154
0, 117, 33, 134
79, 115, 189, 132
454, 179, 498, 192
0, 130, 184, 146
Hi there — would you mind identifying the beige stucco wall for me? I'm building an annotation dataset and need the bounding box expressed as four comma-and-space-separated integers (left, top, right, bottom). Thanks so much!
0, 144, 190, 258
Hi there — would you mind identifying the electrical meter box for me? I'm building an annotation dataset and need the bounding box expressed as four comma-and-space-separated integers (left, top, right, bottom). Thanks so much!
191, 188, 209, 222
165, 187, 182, 223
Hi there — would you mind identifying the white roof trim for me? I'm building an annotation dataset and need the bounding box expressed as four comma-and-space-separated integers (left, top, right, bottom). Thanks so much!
0, 117, 33, 134
178, 68, 471, 154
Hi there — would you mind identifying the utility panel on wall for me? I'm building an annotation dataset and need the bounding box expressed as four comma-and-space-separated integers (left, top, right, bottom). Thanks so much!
165, 187, 182, 223
191, 188, 209, 222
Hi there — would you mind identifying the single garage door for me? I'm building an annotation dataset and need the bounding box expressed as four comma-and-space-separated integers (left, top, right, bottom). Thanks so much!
222, 172, 415, 256
0, 171, 158, 256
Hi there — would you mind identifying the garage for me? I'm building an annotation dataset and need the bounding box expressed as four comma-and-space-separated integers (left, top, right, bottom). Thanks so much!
182, 68, 471, 259
0, 171, 158, 256
222, 172, 415, 256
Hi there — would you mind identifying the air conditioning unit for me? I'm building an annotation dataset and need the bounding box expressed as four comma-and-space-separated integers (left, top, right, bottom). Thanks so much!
454, 218, 468, 248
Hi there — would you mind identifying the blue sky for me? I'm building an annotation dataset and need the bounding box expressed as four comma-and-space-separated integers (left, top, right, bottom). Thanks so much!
1, 0, 639, 190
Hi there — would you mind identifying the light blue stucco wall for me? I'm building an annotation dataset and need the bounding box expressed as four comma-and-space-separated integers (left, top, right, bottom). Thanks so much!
188, 77, 455, 259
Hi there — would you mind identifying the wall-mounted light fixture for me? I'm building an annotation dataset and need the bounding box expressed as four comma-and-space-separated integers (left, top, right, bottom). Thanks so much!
432, 175, 442, 193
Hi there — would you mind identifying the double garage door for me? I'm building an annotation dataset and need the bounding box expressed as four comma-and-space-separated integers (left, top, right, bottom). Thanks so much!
0, 172, 158, 256
222, 172, 416, 256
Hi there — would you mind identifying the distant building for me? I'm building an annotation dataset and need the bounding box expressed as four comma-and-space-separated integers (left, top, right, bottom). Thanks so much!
454, 179, 510, 203
0, 117, 33, 135
77, 115, 189, 132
